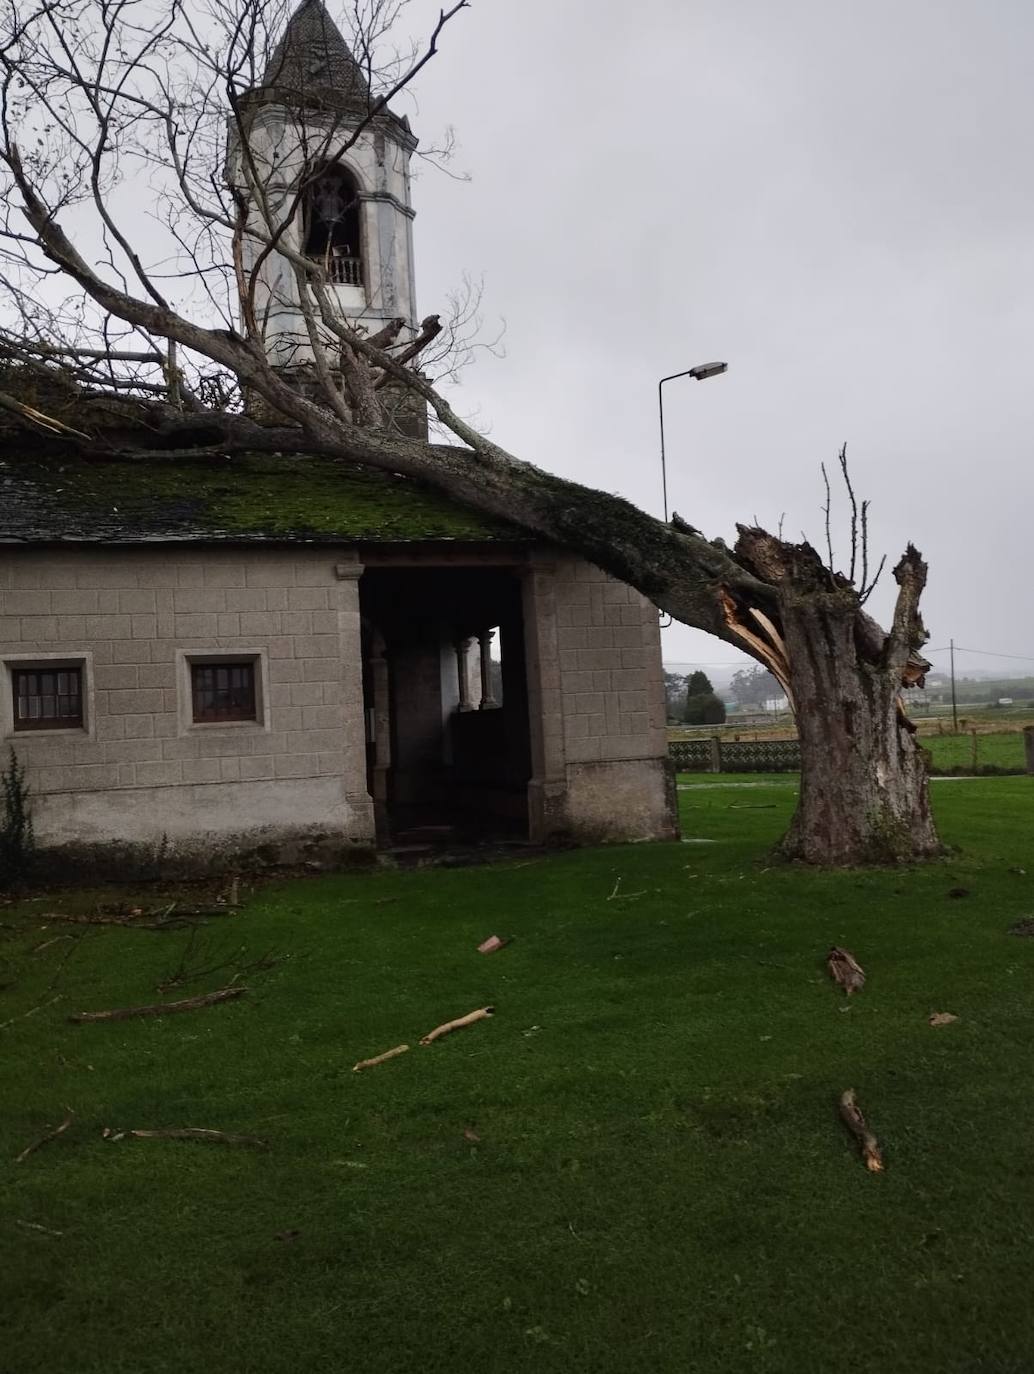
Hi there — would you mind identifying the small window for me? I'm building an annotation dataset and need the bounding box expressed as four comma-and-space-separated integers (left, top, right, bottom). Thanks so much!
191, 661, 257, 724
13, 666, 84, 731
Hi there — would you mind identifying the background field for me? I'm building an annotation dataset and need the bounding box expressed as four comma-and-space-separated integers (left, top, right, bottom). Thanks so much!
671, 722, 1031, 774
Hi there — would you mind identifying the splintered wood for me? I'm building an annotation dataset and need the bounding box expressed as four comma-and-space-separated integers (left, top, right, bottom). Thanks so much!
838, 1089, 884, 1172
68, 986, 246, 1023
420, 1006, 495, 1046
352, 1044, 410, 1072
827, 946, 865, 996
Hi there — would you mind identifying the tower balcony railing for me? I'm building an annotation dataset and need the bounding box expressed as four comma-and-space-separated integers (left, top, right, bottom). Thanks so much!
326, 253, 362, 287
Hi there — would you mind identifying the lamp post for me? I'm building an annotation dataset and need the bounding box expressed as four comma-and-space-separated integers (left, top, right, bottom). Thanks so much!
657, 361, 728, 522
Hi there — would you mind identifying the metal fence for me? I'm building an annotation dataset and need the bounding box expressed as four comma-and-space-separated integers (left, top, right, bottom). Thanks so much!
670, 736, 801, 774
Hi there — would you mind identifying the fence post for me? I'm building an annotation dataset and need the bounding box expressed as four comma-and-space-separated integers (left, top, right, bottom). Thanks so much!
1024, 726, 1034, 775
708, 736, 722, 773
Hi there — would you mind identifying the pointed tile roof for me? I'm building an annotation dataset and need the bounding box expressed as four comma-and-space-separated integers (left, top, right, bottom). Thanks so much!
258, 0, 370, 111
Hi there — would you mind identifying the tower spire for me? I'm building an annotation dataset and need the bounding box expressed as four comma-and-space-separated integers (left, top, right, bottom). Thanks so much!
260, 0, 370, 110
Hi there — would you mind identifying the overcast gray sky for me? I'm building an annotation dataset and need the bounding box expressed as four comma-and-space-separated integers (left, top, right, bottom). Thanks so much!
395, 0, 1034, 686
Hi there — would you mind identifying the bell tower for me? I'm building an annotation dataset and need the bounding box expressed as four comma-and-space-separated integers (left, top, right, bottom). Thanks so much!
229, 0, 420, 375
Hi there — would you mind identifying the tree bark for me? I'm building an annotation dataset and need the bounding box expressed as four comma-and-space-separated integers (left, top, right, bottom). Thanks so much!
777, 593, 939, 864
726, 532, 941, 866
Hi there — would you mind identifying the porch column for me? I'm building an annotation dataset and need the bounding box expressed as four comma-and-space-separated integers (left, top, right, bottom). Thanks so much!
455, 637, 475, 711
478, 628, 498, 709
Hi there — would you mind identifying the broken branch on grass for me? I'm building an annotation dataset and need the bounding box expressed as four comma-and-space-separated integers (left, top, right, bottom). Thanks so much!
68, 986, 246, 1023
0, 993, 62, 1031
606, 878, 646, 901
837, 1089, 884, 1172
102, 1127, 267, 1148
156, 931, 282, 993
15, 1219, 64, 1236
352, 1043, 410, 1072
41, 904, 241, 931
33, 935, 73, 953
827, 946, 865, 996
15, 1108, 74, 1163
420, 1006, 495, 1046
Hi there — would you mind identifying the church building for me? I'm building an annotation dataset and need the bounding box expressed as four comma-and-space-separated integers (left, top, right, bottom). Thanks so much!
0, 0, 675, 873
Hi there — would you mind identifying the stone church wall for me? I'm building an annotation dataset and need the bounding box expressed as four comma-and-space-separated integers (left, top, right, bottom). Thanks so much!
523, 554, 677, 845
0, 546, 373, 874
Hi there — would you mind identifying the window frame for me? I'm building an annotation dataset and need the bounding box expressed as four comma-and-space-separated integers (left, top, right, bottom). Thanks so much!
189, 659, 258, 726
12, 664, 85, 732
175, 649, 270, 736
1, 653, 94, 741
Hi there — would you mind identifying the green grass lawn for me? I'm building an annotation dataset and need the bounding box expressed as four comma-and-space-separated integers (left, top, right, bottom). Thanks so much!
4, 780, 1034, 1373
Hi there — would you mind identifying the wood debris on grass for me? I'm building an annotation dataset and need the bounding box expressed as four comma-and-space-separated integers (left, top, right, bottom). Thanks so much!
15, 1108, 74, 1164
68, 985, 246, 1023
352, 1043, 409, 1072
838, 1089, 884, 1172
477, 934, 511, 954
606, 878, 646, 901
0, 993, 62, 1032
15, 1219, 63, 1237
420, 1006, 495, 1045
827, 946, 865, 996
41, 901, 241, 931
156, 929, 282, 993
929, 1012, 959, 1027
32, 934, 73, 954
102, 1127, 267, 1148
1008, 917, 1034, 937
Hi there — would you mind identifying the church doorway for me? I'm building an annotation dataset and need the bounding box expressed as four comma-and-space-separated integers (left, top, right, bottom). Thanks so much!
359, 565, 533, 846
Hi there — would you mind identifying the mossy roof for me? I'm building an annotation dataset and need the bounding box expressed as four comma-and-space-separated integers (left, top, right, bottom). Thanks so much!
0, 449, 527, 546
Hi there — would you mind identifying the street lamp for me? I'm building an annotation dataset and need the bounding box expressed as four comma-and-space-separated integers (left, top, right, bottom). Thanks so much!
657, 361, 728, 521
